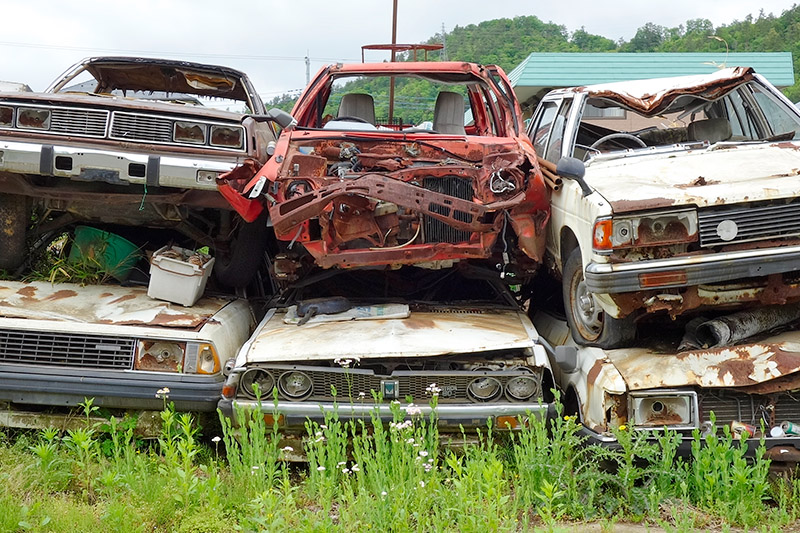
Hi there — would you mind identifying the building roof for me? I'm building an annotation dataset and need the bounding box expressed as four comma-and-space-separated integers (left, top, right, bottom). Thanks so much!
509, 52, 795, 107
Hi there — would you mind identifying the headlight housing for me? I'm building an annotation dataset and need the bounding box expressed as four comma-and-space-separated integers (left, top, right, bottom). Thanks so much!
210, 125, 244, 149
0, 106, 13, 127
135, 340, 220, 374
628, 391, 698, 430
17, 107, 51, 130
593, 209, 698, 252
240, 368, 275, 399
174, 121, 207, 144
278, 371, 313, 400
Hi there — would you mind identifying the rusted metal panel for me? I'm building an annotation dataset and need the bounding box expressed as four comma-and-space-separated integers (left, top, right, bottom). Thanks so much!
0, 280, 231, 328
244, 308, 537, 363
603, 328, 800, 392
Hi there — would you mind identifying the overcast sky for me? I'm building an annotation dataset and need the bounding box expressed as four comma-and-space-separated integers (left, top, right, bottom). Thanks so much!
2, 0, 797, 99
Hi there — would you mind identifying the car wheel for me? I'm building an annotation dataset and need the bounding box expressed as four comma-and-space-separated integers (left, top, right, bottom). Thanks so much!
0, 193, 28, 271
562, 247, 635, 348
213, 213, 269, 288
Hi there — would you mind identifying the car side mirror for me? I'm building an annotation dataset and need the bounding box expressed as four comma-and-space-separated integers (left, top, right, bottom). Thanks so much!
556, 156, 592, 197
554, 345, 579, 373
251, 108, 297, 129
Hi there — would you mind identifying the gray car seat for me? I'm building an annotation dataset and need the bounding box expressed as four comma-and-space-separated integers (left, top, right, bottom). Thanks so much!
432, 91, 466, 135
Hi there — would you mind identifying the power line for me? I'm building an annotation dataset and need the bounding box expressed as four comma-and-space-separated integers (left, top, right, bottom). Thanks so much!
0, 40, 360, 63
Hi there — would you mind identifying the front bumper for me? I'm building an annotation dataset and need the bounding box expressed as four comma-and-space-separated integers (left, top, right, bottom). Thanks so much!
585, 244, 800, 293
0, 138, 237, 189
0, 363, 225, 412
219, 398, 555, 431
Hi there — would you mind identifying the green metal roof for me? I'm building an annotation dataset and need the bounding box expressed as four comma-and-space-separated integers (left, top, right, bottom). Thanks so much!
509, 52, 795, 106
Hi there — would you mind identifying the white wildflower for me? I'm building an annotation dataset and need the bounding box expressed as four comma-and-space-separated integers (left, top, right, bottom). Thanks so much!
425, 383, 441, 396
334, 358, 353, 368
381, 491, 388, 497
282, 446, 294, 452
419, 450, 429, 457
406, 437, 415, 444
211, 436, 221, 443
419, 480, 425, 488
320, 424, 327, 429
251, 465, 259, 470
351, 463, 360, 472
337, 461, 347, 467
317, 466, 326, 471
155, 387, 170, 399
405, 403, 422, 416
358, 392, 366, 399
424, 463, 433, 472
342, 468, 351, 474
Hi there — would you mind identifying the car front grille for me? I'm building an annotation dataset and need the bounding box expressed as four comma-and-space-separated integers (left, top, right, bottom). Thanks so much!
422, 176, 475, 244
699, 389, 800, 428
0, 328, 135, 370
49, 108, 108, 137
110, 111, 174, 143
246, 365, 543, 404
698, 199, 800, 247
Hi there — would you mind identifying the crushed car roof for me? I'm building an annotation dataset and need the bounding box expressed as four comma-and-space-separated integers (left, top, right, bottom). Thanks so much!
50, 56, 252, 102
554, 66, 755, 115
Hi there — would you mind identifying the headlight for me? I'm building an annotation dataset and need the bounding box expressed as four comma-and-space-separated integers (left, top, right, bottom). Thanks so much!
240, 368, 275, 399
135, 340, 185, 372
278, 371, 313, 400
629, 391, 698, 429
174, 121, 207, 144
0, 106, 13, 127
210, 125, 244, 149
593, 209, 698, 252
467, 376, 502, 402
17, 108, 50, 130
505, 374, 541, 401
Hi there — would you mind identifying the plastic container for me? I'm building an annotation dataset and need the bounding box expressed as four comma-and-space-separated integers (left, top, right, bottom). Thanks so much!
68, 226, 141, 281
148, 245, 215, 306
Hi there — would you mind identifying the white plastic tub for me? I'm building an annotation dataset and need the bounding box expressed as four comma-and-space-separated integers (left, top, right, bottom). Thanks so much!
148, 246, 215, 306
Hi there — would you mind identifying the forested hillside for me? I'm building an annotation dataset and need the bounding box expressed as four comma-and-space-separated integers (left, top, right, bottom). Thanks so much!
268, 5, 800, 115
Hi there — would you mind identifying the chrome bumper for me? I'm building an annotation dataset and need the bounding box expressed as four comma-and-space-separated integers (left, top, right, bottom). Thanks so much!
585, 244, 800, 293
0, 139, 236, 189
220, 398, 554, 430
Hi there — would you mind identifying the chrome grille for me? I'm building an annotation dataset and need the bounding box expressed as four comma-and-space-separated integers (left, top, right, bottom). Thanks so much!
49, 108, 108, 137
0, 328, 135, 370
110, 111, 174, 143
422, 176, 475, 244
699, 390, 800, 427
698, 200, 800, 247
260, 366, 542, 404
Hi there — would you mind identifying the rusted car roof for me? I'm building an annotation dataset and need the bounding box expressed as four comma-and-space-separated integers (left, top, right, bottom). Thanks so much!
0, 281, 233, 328
557, 66, 754, 115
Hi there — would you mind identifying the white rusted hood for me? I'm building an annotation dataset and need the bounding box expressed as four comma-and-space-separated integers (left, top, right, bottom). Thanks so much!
243, 307, 536, 362
587, 142, 800, 212
604, 328, 800, 393
0, 280, 232, 328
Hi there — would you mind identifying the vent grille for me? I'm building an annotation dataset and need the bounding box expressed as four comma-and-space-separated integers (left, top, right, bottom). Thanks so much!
0, 328, 135, 370
699, 390, 800, 427
49, 108, 108, 137
110, 111, 174, 143
422, 176, 474, 244
698, 199, 800, 247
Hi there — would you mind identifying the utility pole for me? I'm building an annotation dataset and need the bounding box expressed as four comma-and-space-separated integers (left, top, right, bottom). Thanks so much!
388, 0, 398, 124
305, 52, 310, 85
441, 23, 447, 61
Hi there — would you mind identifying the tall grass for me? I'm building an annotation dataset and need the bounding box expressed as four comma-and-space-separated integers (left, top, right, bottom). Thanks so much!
0, 397, 798, 532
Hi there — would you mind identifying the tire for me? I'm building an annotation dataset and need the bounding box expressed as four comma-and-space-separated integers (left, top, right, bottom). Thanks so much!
562, 247, 635, 348
0, 193, 28, 271
213, 213, 269, 288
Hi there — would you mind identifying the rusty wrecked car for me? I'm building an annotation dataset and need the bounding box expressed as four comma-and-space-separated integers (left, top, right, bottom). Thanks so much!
218, 266, 556, 451
220, 60, 549, 286
534, 308, 800, 468
0, 57, 277, 286
0, 279, 256, 435
528, 67, 800, 348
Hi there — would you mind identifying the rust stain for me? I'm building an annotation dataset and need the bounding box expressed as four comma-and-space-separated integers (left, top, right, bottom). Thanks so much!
109, 294, 137, 305
710, 358, 755, 384
16, 286, 37, 298
44, 290, 78, 301
674, 176, 719, 188
100, 292, 113, 298
587, 359, 604, 386
610, 197, 675, 213
768, 348, 800, 374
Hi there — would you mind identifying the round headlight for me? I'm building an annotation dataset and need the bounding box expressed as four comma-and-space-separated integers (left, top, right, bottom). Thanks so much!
278, 371, 313, 400
240, 368, 275, 399
467, 376, 502, 402
505, 375, 540, 401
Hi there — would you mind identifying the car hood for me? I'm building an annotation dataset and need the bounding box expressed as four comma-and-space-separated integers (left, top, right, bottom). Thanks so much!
586, 141, 800, 212
0, 280, 233, 328
242, 306, 537, 363
0, 91, 248, 122
604, 329, 800, 394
